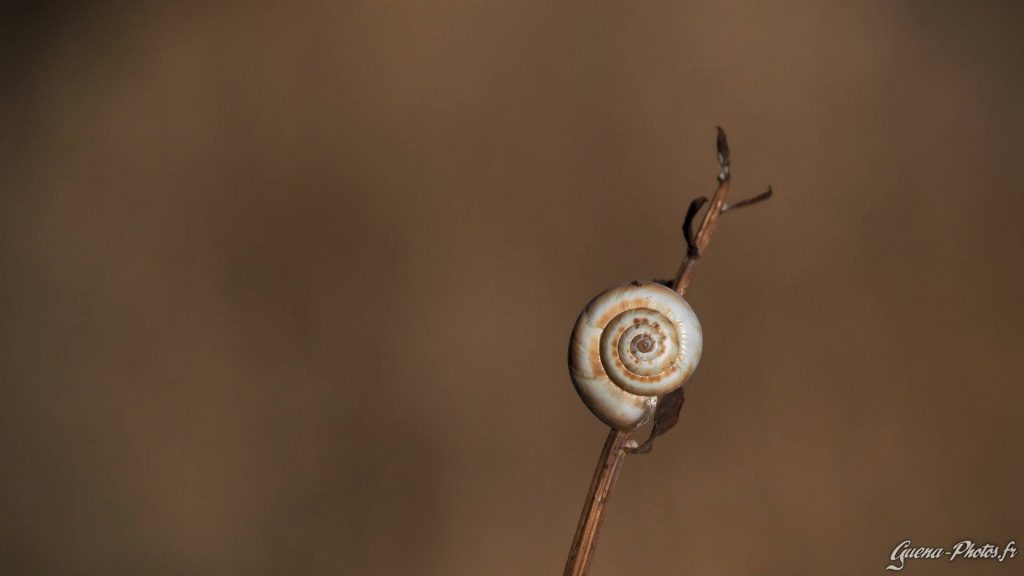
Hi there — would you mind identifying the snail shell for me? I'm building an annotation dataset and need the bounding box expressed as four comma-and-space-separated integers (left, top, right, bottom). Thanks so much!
568, 281, 702, 430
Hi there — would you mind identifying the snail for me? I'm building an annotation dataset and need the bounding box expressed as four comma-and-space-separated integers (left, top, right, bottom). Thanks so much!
568, 281, 702, 431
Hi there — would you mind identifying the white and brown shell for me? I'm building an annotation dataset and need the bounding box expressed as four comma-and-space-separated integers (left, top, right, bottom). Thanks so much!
569, 281, 702, 430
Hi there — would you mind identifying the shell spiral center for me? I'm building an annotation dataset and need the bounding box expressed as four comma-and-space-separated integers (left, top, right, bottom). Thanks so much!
598, 307, 683, 395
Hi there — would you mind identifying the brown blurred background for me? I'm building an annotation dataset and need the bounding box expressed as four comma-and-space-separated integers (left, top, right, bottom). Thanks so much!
2, 2, 1022, 575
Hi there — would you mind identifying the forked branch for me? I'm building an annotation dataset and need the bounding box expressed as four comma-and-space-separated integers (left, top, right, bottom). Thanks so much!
562, 127, 772, 576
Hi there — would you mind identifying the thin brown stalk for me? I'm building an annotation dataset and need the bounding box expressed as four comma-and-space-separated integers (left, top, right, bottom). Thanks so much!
561, 429, 632, 576
672, 126, 733, 297
563, 127, 768, 576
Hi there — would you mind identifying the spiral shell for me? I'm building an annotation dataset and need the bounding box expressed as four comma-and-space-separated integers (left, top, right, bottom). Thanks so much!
569, 281, 702, 430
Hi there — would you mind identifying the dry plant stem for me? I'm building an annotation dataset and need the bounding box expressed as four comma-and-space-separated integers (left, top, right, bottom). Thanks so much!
673, 171, 731, 296
562, 429, 632, 576
564, 179, 729, 576
563, 127, 755, 576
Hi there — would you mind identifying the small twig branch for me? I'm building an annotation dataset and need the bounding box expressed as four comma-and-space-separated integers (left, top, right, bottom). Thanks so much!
672, 126, 732, 296
561, 429, 632, 576
563, 127, 771, 576
723, 186, 773, 212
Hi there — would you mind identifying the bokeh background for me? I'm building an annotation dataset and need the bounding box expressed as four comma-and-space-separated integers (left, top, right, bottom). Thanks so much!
2, 2, 1022, 575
